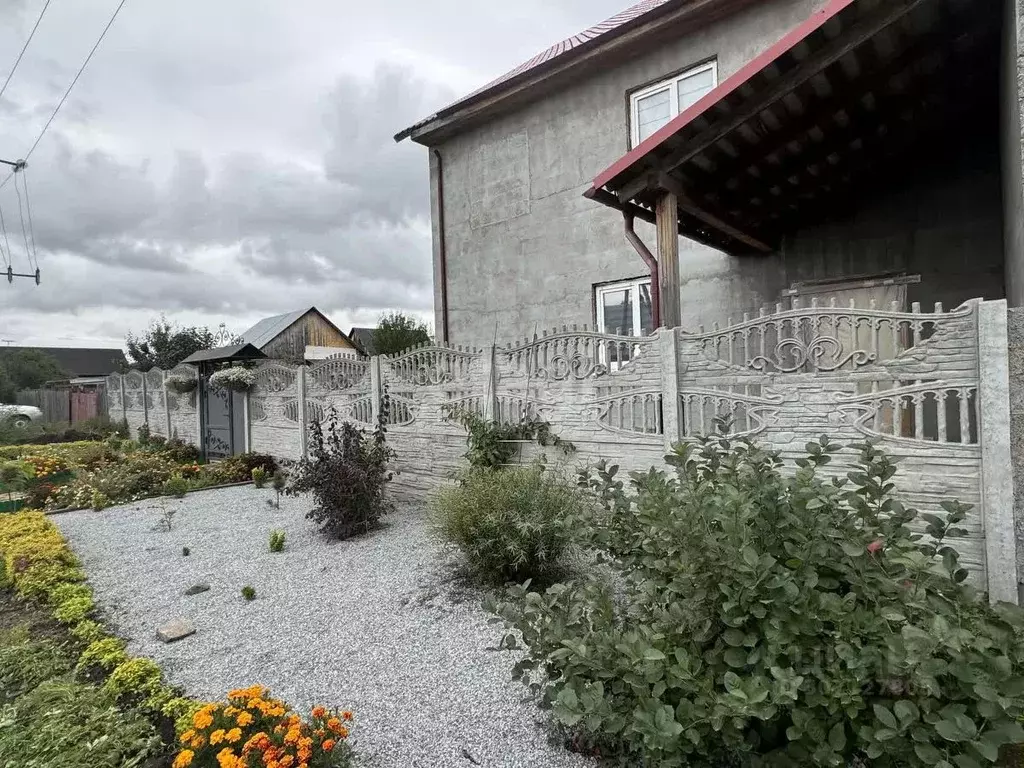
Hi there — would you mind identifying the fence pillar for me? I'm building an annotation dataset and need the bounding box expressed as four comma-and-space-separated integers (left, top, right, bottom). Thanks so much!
978, 299, 1018, 604
297, 365, 308, 461
659, 328, 682, 451
140, 373, 149, 427
242, 391, 252, 453
481, 346, 497, 420
118, 375, 127, 425
162, 371, 173, 439
370, 356, 383, 424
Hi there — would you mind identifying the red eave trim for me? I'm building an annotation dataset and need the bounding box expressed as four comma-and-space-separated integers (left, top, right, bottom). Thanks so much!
590, 0, 855, 193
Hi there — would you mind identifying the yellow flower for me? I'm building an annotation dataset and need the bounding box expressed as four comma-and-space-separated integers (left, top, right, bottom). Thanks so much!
172, 750, 194, 768
216, 747, 239, 768
180, 729, 196, 744
210, 728, 226, 745
193, 711, 214, 730
224, 706, 239, 717
226, 728, 242, 743
236, 711, 254, 727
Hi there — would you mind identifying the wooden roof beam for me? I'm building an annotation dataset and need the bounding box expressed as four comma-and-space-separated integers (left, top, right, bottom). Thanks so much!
657, 173, 774, 253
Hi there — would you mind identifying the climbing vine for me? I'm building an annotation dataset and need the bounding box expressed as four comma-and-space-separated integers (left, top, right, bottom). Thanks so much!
444, 407, 575, 471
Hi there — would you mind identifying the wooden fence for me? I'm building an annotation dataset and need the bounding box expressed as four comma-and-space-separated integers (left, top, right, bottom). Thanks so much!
17, 385, 106, 425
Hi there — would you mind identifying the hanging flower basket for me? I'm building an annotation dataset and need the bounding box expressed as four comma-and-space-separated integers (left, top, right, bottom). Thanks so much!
166, 374, 198, 394
209, 367, 256, 392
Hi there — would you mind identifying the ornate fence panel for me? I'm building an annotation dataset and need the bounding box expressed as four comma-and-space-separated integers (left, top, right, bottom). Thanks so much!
379, 344, 485, 497
673, 300, 988, 582
106, 373, 124, 423
145, 369, 169, 438
122, 370, 147, 438
248, 362, 302, 461
305, 356, 373, 428
166, 365, 199, 445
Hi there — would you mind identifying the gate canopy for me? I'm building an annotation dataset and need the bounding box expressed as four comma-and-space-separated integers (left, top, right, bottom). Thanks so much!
180, 344, 267, 366
585, 0, 999, 254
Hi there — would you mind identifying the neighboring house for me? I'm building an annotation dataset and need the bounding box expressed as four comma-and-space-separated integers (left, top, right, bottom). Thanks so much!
348, 327, 377, 357
2, 346, 127, 385
397, 0, 1017, 350
240, 308, 360, 363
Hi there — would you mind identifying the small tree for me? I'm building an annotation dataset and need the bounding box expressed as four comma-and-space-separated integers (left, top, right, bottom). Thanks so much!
0, 349, 66, 401
125, 316, 216, 372
371, 311, 431, 357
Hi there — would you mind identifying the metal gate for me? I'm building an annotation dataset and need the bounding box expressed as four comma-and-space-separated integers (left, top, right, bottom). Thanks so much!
200, 381, 245, 459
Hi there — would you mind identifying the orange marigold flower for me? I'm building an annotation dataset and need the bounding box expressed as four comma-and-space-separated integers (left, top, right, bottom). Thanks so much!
210, 729, 226, 746
338, 726, 349, 739
226, 728, 243, 743
311, 706, 326, 718
326, 718, 341, 732
285, 727, 301, 745
341, 710, 353, 721
322, 738, 336, 752
216, 747, 239, 768
237, 711, 254, 727
225, 706, 239, 717
172, 750, 195, 768
190, 735, 207, 749
279, 757, 294, 768
297, 747, 312, 762
314, 729, 325, 739
180, 730, 196, 744
193, 711, 214, 730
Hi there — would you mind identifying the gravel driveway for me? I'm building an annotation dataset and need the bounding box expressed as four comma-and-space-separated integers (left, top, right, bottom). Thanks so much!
53, 486, 591, 768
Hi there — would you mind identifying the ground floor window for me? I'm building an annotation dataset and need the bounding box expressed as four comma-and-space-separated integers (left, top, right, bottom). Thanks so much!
595, 278, 654, 338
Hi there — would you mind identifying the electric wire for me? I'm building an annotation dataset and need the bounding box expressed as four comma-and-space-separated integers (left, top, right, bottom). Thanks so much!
0, 203, 12, 271
13, 171, 33, 271
0, 0, 53, 104
0, 0, 129, 191
21, 168, 37, 268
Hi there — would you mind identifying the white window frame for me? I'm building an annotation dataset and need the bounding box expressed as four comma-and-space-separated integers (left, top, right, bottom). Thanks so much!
595, 277, 653, 338
629, 60, 718, 148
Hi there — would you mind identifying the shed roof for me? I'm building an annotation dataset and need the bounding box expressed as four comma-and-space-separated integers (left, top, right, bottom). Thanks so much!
586, 0, 999, 254
240, 309, 309, 350
348, 327, 376, 356
179, 344, 267, 365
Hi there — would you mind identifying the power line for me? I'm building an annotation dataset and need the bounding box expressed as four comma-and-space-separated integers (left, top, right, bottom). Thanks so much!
0, 0, 130, 190
0, 0, 53, 104
20, 169, 37, 268
0, 203, 11, 272
13, 172, 32, 271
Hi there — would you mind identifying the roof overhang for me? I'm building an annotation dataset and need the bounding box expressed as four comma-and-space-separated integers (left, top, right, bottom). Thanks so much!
396, 0, 759, 146
180, 344, 268, 365
586, 0, 1000, 255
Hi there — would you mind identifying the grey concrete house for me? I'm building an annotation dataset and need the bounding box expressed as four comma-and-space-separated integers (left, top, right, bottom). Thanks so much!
397, 0, 1022, 352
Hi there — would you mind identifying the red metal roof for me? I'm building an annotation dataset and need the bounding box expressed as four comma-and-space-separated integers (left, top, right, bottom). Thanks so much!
396, 0, 678, 141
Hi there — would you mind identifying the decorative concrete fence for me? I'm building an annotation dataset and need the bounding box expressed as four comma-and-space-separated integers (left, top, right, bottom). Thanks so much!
106, 298, 1016, 602
107, 364, 201, 446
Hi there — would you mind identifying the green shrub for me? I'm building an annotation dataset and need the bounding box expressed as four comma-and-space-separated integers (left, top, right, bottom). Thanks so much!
241, 585, 256, 601
161, 473, 188, 499
0, 627, 73, 703
445, 407, 574, 470
53, 594, 94, 624
491, 435, 1024, 767
103, 657, 168, 710
48, 582, 91, 606
214, 452, 277, 484
269, 530, 285, 553
0, 678, 160, 765
252, 466, 268, 488
431, 466, 584, 583
70, 619, 106, 644
76, 637, 128, 674
90, 489, 110, 511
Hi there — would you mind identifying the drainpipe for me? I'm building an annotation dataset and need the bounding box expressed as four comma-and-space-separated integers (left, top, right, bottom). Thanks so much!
430, 148, 451, 344
623, 212, 661, 329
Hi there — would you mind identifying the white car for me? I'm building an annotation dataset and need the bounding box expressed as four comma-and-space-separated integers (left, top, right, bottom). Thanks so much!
0, 404, 43, 428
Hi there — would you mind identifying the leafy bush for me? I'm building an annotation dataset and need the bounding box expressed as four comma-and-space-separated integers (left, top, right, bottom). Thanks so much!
445, 407, 574, 470
431, 466, 585, 583
104, 657, 169, 711
213, 452, 278, 484
269, 530, 285, 553
0, 678, 160, 765
160, 437, 202, 465
288, 406, 394, 540
252, 466, 268, 488
53, 594, 94, 624
70, 619, 106, 644
76, 637, 128, 674
174, 686, 354, 768
491, 435, 1024, 767
241, 585, 256, 601
162, 473, 189, 499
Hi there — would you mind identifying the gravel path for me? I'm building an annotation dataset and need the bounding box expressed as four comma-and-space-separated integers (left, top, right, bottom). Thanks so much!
53, 486, 592, 768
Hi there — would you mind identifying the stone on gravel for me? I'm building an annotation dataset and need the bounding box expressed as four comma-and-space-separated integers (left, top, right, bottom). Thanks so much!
156, 618, 196, 642
184, 584, 210, 596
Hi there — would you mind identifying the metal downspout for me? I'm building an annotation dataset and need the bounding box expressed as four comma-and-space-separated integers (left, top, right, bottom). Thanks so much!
430, 148, 451, 344
623, 212, 661, 329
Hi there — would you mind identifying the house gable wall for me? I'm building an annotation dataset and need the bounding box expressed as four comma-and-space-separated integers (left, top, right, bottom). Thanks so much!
432, 0, 1006, 349
260, 311, 355, 363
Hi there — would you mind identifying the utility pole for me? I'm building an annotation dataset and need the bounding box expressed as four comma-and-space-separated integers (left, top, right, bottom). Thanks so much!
1, 157, 40, 285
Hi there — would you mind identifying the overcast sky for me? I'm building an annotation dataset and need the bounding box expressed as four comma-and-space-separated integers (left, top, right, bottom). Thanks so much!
0, 0, 630, 348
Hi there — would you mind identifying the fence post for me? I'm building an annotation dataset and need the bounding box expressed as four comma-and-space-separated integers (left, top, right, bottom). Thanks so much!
118, 375, 127, 425
162, 370, 173, 439
141, 372, 149, 428
481, 346, 496, 420
297, 365, 308, 461
243, 390, 252, 453
659, 328, 682, 451
370, 356, 383, 424
978, 299, 1017, 604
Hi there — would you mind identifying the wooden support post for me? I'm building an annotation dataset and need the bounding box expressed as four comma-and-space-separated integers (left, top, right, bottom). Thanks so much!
656, 192, 681, 329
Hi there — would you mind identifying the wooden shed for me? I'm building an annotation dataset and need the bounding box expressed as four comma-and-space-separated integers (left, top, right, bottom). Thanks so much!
240, 307, 361, 363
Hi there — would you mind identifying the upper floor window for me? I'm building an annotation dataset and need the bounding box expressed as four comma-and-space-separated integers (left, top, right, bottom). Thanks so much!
630, 60, 718, 146
596, 278, 654, 338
